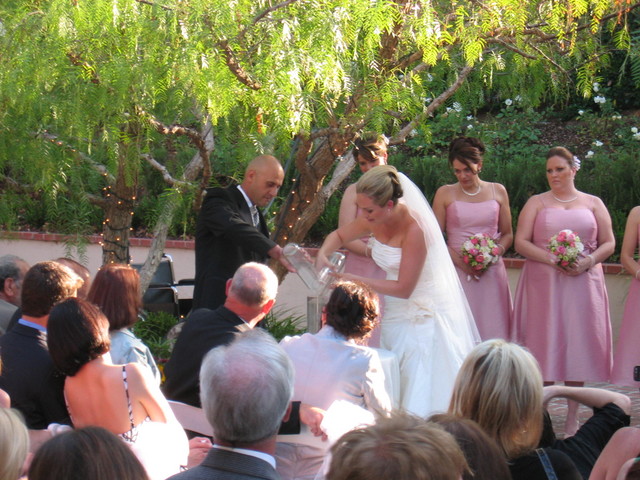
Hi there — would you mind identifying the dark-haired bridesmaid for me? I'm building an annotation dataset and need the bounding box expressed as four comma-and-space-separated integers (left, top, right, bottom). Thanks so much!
433, 137, 513, 340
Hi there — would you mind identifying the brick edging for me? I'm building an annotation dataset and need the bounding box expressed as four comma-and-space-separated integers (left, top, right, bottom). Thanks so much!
0, 231, 627, 274
0, 231, 195, 251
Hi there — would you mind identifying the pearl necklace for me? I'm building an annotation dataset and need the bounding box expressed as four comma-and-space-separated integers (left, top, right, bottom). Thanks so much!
461, 184, 481, 196
552, 194, 578, 203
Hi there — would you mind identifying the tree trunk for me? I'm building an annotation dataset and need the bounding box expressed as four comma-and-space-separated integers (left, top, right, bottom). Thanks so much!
101, 155, 137, 265
271, 130, 356, 279
137, 119, 214, 294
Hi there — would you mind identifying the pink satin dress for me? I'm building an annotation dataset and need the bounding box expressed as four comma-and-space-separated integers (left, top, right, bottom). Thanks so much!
343, 212, 386, 347
445, 199, 512, 340
512, 203, 612, 382
610, 223, 640, 386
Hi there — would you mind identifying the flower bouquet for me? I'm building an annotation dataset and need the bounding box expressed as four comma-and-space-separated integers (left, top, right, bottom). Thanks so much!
461, 233, 501, 280
547, 229, 584, 268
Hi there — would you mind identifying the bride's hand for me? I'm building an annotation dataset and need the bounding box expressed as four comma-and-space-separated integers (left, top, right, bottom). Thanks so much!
315, 251, 332, 270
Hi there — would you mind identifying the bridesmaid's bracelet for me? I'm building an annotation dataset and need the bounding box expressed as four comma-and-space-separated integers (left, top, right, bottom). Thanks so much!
586, 254, 595, 269
497, 243, 505, 255
635, 268, 640, 280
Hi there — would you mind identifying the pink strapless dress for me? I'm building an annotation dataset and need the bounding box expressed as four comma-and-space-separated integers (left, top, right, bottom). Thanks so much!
610, 224, 640, 386
343, 237, 386, 348
512, 207, 612, 382
445, 200, 512, 340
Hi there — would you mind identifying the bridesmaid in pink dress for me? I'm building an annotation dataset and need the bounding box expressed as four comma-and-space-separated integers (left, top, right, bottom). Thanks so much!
610, 206, 640, 387
513, 146, 615, 435
433, 137, 513, 340
339, 133, 388, 347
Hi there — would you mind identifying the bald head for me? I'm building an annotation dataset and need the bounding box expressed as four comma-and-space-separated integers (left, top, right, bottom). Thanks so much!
241, 155, 284, 207
228, 262, 278, 308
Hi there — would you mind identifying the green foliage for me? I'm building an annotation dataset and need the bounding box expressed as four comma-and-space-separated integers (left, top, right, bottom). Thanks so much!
0, 0, 638, 265
133, 311, 179, 362
262, 309, 306, 342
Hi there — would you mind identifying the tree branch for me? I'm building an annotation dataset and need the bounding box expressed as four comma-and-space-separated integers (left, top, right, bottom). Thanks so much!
38, 132, 114, 182
393, 65, 474, 144
141, 154, 190, 188
487, 37, 537, 59
216, 40, 262, 90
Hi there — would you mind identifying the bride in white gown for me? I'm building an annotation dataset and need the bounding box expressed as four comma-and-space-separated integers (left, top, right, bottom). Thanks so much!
317, 165, 479, 416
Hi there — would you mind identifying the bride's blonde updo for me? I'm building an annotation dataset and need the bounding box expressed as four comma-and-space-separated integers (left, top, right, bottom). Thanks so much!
356, 165, 403, 207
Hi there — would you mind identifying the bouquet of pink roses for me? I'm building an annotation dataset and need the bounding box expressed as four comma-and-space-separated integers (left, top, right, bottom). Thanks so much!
547, 229, 584, 268
461, 233, 501, 278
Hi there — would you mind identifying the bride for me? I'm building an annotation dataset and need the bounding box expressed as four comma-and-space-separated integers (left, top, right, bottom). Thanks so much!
317, 165, 479, 416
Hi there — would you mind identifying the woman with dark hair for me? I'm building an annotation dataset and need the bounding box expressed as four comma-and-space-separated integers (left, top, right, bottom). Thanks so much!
29, 426, 149, 480
433, 137, 513, 340
318, 165, 478, 417
513, 146, 615, 435
47, 298, 188, 480
87, 264, 159, 383
276, 280, 392, 480
338, 133, 390, 346
428, 413, 510, 480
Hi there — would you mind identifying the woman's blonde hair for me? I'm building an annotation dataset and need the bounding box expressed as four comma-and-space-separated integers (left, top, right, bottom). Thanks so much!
0, 408, 29, 480
448, 339, 543, 460
356, 165, 403, 207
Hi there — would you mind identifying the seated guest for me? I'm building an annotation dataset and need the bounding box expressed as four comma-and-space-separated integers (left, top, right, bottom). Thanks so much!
47, 298, 188, 480
429, 413, 511, 480
276, 280, 392, 480
326, 412, 468, 480
0, 261, 80, 429
0, 255, 29, 334
449, 339, 630, 480
168, 328, 295, 480
164, 262, 279, 407
87, 263, 159, 383
29, 426, 149, 480
0, 408, 29, 480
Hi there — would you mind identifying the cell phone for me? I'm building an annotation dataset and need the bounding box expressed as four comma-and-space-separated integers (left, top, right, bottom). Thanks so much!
634, 366, 640, 382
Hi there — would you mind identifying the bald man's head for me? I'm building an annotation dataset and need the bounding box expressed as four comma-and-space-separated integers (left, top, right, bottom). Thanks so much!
241, 156, 284, 207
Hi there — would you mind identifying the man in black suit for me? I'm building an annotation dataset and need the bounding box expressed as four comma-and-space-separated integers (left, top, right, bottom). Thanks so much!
164, 262, 279, 408
0, 261, 82, 429
168, 328, 294, 480
192, 154, 292, 310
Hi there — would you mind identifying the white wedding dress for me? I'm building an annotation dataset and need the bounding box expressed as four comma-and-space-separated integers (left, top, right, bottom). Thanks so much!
371, 173, 480, 417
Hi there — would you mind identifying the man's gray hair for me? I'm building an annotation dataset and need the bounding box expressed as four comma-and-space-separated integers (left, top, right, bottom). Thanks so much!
0, 255, 27, 289
228, 262, 278, 307
199, 328, 294, 445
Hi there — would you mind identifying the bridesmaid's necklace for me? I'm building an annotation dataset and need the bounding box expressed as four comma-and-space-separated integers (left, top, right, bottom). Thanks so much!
552, 194, 578, 203
460, 183, 481, 196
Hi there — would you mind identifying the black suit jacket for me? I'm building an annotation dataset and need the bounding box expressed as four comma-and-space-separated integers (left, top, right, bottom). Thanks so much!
0, 323, 69, 429
167, 448, 281, 480
163, 306, 250, 407
192, 185, 277, 310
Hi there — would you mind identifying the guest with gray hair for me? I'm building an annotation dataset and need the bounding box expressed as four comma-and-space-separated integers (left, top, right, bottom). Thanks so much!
164, 262, 280, 408
0, 254, 29, 334
168, 328, 294, 480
